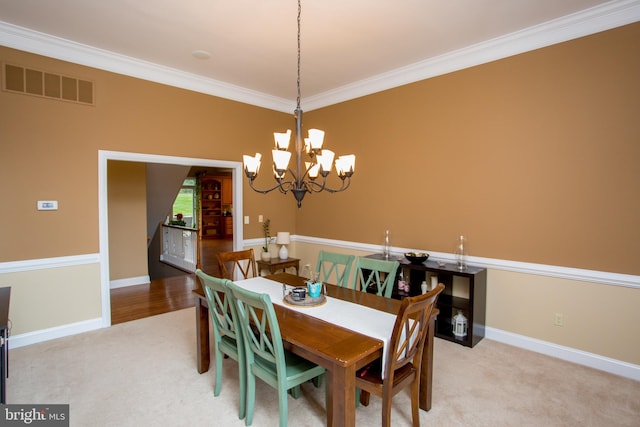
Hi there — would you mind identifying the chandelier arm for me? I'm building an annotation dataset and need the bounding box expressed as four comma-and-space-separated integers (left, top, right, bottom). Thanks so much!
247, 178, 295, 195
322, 177, 352, 193
305, 176, 351, 194
286, 166, 301, 183
305, 179, 326, 193
278, 180, 294, 194
299, 147, 321, 182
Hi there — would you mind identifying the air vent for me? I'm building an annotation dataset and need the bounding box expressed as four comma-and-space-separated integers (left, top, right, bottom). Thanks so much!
2, 62, 94, 105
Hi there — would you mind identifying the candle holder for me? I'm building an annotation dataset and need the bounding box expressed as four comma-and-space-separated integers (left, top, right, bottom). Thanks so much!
383, 229, 391, 260
455, 235, 467, 270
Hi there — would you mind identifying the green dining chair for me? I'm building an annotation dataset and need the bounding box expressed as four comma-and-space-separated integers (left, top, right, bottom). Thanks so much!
226, 280, 326, 427
315, 250, 355, 287
195, 269, 246, 420
351, 257, 400, 298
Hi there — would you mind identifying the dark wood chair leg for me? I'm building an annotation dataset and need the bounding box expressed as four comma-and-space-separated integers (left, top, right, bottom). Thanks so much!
382, 395, 393, 427
359, 390, 371, 406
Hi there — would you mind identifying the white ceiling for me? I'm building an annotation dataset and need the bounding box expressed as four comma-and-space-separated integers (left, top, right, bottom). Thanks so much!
1, 0, 639, 112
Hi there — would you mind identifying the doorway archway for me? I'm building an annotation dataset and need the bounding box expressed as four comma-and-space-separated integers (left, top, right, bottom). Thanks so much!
98, 150, 243, 326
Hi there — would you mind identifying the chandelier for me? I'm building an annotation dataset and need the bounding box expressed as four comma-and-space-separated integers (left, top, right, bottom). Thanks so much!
243, 0, 355, 208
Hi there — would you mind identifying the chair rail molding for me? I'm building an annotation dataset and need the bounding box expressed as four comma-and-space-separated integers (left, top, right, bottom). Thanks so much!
0, 253, 100, 274
241, 234, 640, 381
247, 235, 639, 289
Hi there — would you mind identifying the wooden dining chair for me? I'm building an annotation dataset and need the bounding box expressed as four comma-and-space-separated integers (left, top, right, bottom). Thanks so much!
315, 250, 355, 287
356, 283, 444, 427
195, 269, 247, 420
351, 257, 400, 298
226, 280, 326, 427
217, 249, 257, 280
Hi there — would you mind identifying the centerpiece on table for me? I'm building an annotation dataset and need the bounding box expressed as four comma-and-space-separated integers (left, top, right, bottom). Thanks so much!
305, 271, 323, 298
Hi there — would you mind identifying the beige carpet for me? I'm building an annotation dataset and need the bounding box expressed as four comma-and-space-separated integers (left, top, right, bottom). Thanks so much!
8, 308, 640, 426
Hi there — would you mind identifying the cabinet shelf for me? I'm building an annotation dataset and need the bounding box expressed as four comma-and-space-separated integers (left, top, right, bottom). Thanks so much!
437, 294, 471, 312
199, 176, 222, 239
199, 175, 232, 239
366, 254, 486, 348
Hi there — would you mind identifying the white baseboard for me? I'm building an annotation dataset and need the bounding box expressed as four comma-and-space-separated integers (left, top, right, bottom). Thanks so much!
485, 327, 640, 381
5, 247, 638, 381
9, 317, 103, 349
109, 275, 150, 289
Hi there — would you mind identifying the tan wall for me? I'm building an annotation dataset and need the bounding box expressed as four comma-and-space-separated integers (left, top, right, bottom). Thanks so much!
1, 22, 639, 367
0, 263, 102, 335
286, 241, 640, 365
299, 23, 640, 276
487, 269, 638, 363
0, 46, 296, 264
107, 161, 148, 281
0, 46, 296, 335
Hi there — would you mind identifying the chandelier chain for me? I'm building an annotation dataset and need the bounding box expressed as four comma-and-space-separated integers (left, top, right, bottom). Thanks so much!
296, 0, 301, 110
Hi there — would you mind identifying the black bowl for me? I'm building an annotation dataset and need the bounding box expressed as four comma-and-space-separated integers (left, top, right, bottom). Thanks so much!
404, 252, 429, 264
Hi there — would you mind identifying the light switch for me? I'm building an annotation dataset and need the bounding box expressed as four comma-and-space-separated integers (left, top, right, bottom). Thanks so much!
37, 200, 58, 210
258, 215, 263, 223
244, 215, 250, 225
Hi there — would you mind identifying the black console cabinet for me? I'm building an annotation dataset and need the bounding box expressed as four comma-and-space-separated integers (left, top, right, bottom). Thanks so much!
367, 254, 486, 348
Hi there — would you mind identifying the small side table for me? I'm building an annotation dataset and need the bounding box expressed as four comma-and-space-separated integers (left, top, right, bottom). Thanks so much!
257, 257, 300, 276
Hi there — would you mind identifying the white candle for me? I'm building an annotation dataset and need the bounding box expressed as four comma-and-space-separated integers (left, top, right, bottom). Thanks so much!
430, 276, 438, 289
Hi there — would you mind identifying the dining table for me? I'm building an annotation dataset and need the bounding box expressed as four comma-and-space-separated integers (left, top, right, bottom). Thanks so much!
192, 273, 438, 427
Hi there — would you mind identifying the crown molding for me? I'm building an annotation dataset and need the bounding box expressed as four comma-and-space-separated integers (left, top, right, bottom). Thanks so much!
0, 21, 294, 113
1, 0, 639, 112
304, 0, 640, 110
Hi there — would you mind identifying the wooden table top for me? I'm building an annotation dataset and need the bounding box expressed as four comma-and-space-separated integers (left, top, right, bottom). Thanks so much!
194, 273, 395, 369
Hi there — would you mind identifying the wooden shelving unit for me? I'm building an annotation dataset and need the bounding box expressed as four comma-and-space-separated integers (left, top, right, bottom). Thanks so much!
366, 253, 487, 347
200, 176, 223, 239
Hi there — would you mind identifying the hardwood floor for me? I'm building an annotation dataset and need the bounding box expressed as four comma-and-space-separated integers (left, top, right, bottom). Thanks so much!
110, 238, 233, 325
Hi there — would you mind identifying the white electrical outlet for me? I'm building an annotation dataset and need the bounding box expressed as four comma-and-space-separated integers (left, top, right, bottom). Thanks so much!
244, 216, 250, 225
554, 313, 564, 326
258, 215, 263, 223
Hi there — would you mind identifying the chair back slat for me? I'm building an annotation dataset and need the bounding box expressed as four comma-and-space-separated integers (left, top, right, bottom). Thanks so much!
315, 251, 355, 287
227, 281, 286, 369
386, 283, 444, 377
217, 249, 257, 280
196, 269, 238, 341
352, 257, 400, 297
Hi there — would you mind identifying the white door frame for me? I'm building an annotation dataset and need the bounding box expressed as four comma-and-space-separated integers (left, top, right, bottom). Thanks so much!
98, 150, 244, 327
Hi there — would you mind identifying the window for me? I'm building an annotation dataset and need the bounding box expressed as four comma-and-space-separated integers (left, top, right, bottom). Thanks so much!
172, 178, 197, 227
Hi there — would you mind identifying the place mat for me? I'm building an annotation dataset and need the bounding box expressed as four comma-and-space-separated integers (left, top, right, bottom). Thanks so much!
283, 294, 327, 307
